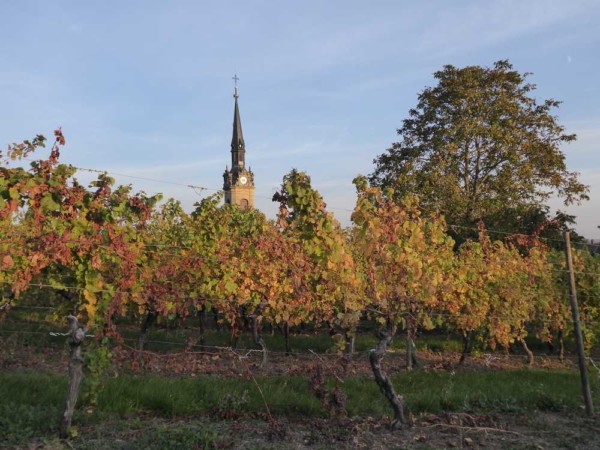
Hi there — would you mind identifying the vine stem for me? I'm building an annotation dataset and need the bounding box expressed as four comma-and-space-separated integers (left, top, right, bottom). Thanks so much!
230, 349, 275, 427
308, 349, 345, 383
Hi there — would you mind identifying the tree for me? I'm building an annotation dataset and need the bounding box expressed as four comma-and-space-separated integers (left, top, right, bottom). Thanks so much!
188, 197, 267, 346
447, 228, 556, 366
132, 199, 197, 360
370, 60, 588, 239
273, 170, 364, 349
224, 220, 313, 366
0, 130, 159, 437
351, 176, 454, 428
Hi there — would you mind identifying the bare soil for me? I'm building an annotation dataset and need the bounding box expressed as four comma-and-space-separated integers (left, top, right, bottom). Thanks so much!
16, 411, 600, 449
0, 335, 579, 379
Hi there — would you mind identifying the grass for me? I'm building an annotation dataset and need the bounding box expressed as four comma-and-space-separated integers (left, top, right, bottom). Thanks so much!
1, 368, 598, 446
347, 370, 598, 416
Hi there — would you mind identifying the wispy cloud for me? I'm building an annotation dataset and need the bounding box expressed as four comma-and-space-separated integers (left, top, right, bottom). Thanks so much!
413, 1, 596, 57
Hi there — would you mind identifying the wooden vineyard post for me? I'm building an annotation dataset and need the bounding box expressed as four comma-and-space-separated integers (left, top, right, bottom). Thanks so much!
59, 315, 87, 438
563, 231, 594, 416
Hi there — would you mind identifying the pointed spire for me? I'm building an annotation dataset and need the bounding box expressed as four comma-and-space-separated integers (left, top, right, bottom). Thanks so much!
231, 74, 245, 160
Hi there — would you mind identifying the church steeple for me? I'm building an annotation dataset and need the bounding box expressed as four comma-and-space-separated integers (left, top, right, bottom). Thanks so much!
231, 75, 245, 169
223, 75, 255, 209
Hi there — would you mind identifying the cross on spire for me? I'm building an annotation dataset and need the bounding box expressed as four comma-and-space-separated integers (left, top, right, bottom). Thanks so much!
232, 74, 239, 99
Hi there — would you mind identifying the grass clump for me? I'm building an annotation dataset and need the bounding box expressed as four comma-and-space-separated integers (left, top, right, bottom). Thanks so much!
0, 372, 66, 445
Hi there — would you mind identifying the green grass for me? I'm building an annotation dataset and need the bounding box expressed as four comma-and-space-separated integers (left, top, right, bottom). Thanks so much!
346, 370, 599, 416
1, 368, 598, 446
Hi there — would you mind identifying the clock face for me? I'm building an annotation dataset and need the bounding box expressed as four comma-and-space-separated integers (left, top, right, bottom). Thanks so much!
239, 176, 247, 185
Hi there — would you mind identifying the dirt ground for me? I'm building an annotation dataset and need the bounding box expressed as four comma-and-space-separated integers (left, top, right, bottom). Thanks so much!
17, 411, 600, 450
0, 335, 580, 379
185, 411, 600, 450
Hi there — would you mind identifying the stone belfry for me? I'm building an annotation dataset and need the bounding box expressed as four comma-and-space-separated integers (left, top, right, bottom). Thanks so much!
223, 75, 255, 209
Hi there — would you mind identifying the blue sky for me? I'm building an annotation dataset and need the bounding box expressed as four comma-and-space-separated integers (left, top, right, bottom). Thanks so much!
2, 0, 599, 237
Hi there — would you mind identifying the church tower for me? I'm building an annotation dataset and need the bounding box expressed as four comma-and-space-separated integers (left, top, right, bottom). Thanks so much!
223, 76, 255, 209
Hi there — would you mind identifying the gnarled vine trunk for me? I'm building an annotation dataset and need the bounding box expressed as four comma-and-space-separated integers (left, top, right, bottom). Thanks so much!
0, 293, 13, 322
59, 315, 86, 439
558, 329, 565, 362
520, 338, 534, 366
369, 322, 406, 429
137, 309, 156, 363
405, 317, 420, 370
252, 314, 268, 369
196, 305, 206, 347
345, 331, 355, 356
459, 330, 475, 365
283, 322, 292, 356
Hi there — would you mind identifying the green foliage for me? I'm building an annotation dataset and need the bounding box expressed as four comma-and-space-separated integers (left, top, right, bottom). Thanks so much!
351, 176, 454, 333
550, 248, 600, 349
445, 230, 555, 350
370, 60, 588, 239
0, 130, 161, 323
188, 195, 268, 319
81, 340, 113, 407
274, 169, 364, 333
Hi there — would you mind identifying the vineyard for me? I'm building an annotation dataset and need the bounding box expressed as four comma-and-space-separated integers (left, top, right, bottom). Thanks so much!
1, 131, 600, 449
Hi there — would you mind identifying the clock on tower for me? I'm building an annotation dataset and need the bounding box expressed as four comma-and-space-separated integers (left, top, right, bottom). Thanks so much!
223, 75, 255, 209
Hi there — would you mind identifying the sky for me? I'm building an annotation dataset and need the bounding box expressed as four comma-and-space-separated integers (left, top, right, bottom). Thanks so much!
1, 0, 599, 237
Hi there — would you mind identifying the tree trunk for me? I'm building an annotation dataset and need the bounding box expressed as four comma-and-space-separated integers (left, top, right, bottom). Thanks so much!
212, 309, 221, 331
405, 318, 420, 370
369, 322, 406, 429
406, 329, 413, 371
521, 338, 534, 366
284, 322, 292, 356
230, 331, 239, 348
252, 315, 268, 369
137, 310, 156, 363
345, 331, 355, 356
410, 338, 420, 368
59, 315, 86, 439
558, 329, 565, 362
0, 294, 12, 322
197, 306, 206, 347
459, 330, 474, 365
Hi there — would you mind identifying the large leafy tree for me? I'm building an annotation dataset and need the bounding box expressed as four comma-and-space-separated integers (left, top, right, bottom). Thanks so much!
370, 60, 588, 238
